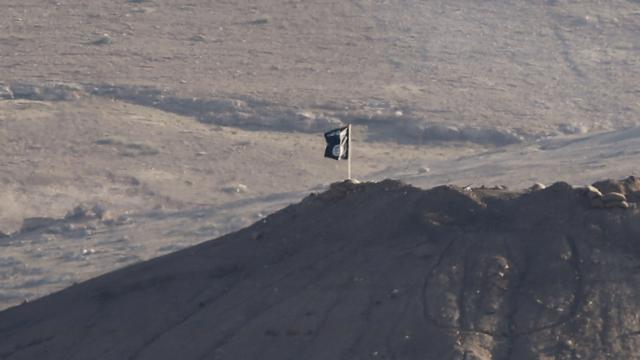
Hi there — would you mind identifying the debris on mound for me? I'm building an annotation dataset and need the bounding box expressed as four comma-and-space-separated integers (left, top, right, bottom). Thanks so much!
584, 176, 640, 209
1, 179, 640, 360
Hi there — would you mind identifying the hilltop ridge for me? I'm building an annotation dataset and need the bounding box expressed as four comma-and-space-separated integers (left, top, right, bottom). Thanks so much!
2, 178, 640, 359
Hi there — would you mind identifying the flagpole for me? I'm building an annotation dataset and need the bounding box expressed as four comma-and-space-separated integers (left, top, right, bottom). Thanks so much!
348, 124, 352, 180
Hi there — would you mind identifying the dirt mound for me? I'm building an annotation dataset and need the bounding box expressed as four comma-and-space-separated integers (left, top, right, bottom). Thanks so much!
1, 179, 640, 359
592, 176, 640, 201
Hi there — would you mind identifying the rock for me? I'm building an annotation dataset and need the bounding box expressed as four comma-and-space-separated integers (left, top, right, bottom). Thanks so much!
548, 181, 572, 192
65, 204, 97, 220
620, 176, 640, 202
597, 176, 640, 193
63, 225, 94, 238
0, 231, 8, 238
529, 183, 546, 191
91, 204, 108, 219
235, 184, 249, 193
189, 34, 207, 42
591, 192, 629, 209
592, 179, 624, 195
602, 192, 626, 203
116, 214, 132, 224
604, 200, 630, 209
91, 34, 113, 45
247, 15, 270, 25
97, 210, 116, 224
558, 122, 588, 135
591, 177, 640, 203
20, 217, 57, 232
621, 176, 640, 193
585, 185, 603, 199
223, 184, 249, 194
0, 84, 13, 99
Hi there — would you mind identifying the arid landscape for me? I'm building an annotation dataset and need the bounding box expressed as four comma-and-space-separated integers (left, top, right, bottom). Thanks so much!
1, 0, 640, 359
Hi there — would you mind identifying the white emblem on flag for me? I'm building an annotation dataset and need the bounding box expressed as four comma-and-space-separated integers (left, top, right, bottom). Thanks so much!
332, 145, 342, 157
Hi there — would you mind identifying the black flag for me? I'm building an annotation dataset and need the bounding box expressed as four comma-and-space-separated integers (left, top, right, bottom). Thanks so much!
324, 126, 349, 160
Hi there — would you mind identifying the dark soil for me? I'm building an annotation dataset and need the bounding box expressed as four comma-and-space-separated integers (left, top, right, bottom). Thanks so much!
1, 178, 640, 359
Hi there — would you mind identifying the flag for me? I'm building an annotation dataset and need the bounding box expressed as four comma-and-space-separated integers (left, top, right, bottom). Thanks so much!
324, 125, 349, 160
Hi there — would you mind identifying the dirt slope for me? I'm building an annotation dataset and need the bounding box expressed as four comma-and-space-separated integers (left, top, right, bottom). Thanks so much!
2, 179, 640, 359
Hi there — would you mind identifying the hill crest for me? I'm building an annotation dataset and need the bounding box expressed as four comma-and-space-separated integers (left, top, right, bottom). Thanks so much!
1, 178, 640, 359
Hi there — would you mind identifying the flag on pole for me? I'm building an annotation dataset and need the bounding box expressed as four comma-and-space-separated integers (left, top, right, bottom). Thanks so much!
324, 125, 349, 160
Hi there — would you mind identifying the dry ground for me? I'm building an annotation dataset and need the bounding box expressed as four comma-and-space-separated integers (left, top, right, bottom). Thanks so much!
2, 0, 640, 137
3, 180, 640, 359
1, 0, 640, 315
0, 97, 470, 309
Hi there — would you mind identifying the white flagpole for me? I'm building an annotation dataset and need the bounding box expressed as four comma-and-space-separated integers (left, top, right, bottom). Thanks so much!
348, 124, 352, 180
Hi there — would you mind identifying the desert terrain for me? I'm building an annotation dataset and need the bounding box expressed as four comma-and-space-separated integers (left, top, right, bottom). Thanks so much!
1, 0, 640, 358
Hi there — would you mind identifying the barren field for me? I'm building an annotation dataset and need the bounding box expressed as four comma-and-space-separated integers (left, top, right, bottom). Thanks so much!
2, 0, 640, 140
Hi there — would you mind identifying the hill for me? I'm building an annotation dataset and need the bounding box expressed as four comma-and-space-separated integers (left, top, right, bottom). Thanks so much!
2, 179, 640, 359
